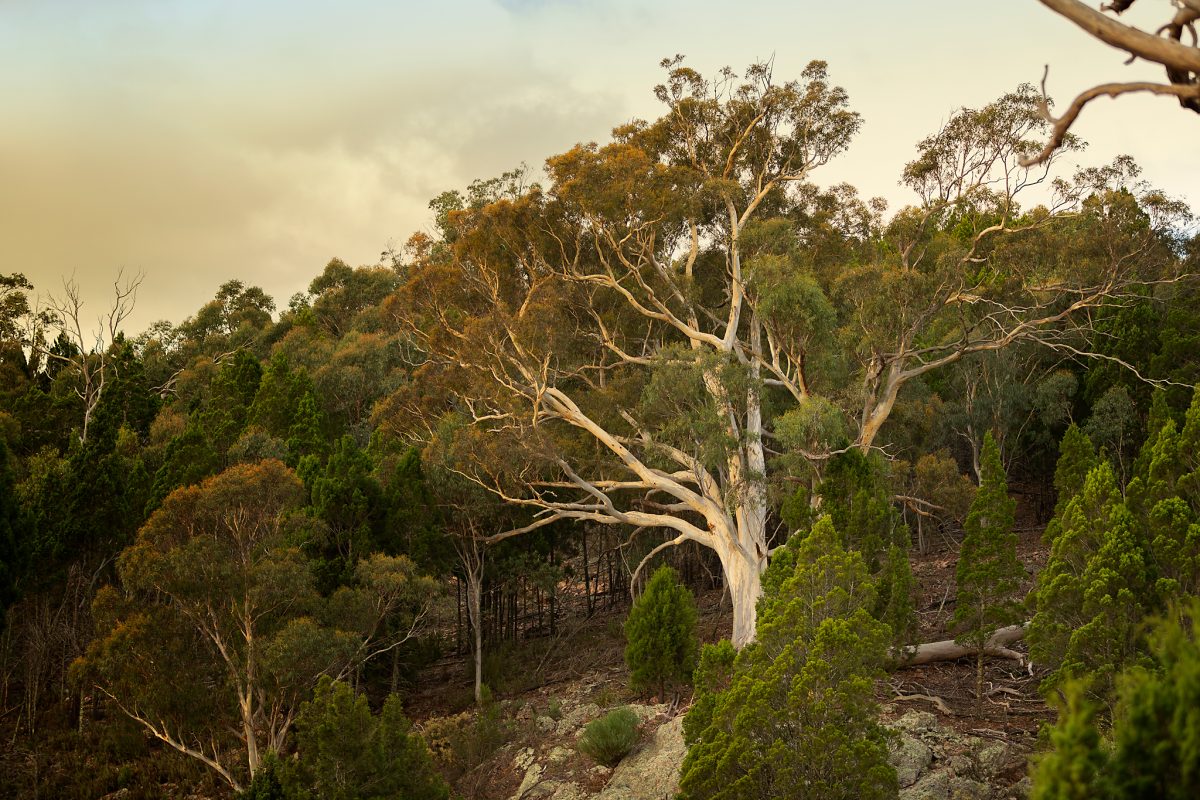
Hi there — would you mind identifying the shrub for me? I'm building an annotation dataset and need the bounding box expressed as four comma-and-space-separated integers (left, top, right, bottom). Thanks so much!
284, 676, 448, 800
546, 697, 563, 721
678, 517, 897, 800
577, 707, 641, 767
624, 564, 698, 698
417, 687, 508, 780
1031, 600, 1200, 800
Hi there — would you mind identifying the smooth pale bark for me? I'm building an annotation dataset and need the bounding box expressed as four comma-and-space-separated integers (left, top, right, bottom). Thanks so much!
895, 623, 1027, 667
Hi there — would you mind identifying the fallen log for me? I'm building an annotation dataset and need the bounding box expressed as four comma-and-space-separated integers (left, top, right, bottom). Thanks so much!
893, 623, 1028, 667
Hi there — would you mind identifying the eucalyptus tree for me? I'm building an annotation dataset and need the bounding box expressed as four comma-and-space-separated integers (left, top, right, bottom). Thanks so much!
384, 60, 1189, 647
387, 58, 860, 647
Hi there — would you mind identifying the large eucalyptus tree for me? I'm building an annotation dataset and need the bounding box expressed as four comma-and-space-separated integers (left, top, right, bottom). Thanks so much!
382, 59, 1190, 647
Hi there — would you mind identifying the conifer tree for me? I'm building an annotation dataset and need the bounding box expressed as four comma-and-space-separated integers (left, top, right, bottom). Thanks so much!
678, 517, 896, 800
953, 432, 1024, 699
1125, 385, 1200, 601
283, 676, 449, 800
1028, 461, 1152, 695
1031, 600, 1200, 800
818, 449, 903, 571
876, 542, 918, 650
624, 564, 698, 699
1029, 683, 1108, 800
287, 390, 328, 467
1043, 424, 1098, 546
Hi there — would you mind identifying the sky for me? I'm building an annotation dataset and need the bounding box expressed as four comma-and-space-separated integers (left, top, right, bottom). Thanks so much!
3, 0, 1197, 337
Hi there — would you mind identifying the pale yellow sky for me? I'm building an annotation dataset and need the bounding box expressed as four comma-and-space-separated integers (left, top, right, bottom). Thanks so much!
2, 0, 1196, 336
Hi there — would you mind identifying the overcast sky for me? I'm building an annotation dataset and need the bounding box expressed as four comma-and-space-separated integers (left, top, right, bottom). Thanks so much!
3, 0, 1197, 336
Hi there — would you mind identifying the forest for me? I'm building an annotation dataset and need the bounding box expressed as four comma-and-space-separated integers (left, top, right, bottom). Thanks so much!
4, 11, 1200, 799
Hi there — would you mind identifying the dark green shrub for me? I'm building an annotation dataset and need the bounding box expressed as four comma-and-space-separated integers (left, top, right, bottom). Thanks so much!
284, 676, 448, 800
624, 564, 698, 698
236, 754, 288, 800
1031, 600, 1200, 800
678, 517, 897, 800
577, 706, 641, 767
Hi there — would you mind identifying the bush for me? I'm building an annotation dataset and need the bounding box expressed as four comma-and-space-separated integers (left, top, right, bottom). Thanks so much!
1031, 600, 1200, 800
577, 707, 641, 767
418, 686, 508, 780
624, 565, 698, 698
284, 676, 448, 800
678, 517, 897, 800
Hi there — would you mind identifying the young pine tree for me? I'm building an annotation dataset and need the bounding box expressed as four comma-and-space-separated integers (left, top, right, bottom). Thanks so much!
283, 676, 448, 800
953, 432, 1024, 699
624, 564, 698, 699
1028, 461, 1152, 696
875, 543, 917, 650
1125, 385, 1200, 601
1029, 683, 1109, 800
1031, 600, 1200, 800
678, 517, 897, 800
1043, 424, 1098, 546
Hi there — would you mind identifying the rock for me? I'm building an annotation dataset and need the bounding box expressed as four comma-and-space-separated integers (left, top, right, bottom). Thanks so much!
557, 702, 601, 736
948, 777, 991, 799
890, 735, 934, 788
947, 755, 974, 775
894, 711, 939, 734
536, 715, 557, 733
514, 761, 544, 800
596, 716, 686, 800
902, 770, 952, 800
548, 746, 573, 764
975, 741, 1010, 778
510, 747, 544, 800
513, 747, 538, 772
628, 703, 668, 723
1011, 776, 1034, 799
545, 780, 588, 800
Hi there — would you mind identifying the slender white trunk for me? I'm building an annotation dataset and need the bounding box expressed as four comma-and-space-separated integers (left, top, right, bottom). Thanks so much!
717, 538, 765, 649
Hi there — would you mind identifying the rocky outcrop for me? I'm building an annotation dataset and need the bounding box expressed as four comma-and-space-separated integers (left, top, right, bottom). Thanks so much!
507, 701, 680, 800
504, 698, 1030, 800
885, 711, 1029, 800
595, 716, 685, 800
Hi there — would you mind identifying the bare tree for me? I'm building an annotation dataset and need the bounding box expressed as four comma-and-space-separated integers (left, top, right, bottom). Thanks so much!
1026, 0, 1200, 165
37, 271, 142, 443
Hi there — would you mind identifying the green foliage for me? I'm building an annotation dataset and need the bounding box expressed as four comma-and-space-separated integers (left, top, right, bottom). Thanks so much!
875, 543, 917, 649
1125, 386, 1200, 600
577, 706, 641, 767
1031, 602, 1200, 800
236, 754, 288, 800
1029, 683, 1108, 800
286, 390, 328, 467
0, 438, 27, 617
81, 461, 437, 790
678, 517, 896, 800
284, 676, 448, 800
681, 641, 737, 747
953, 432, 1024, 696
817, 448, 904, 570
1029, 460, 1152, 696
1043, 424, 1099, 545
624, 565, 698, 697
420, 686, 509, 779
302, 435, 384, 593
